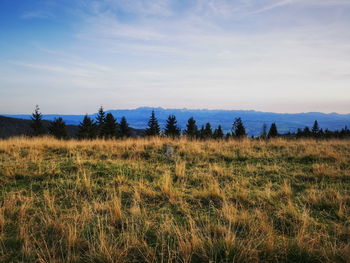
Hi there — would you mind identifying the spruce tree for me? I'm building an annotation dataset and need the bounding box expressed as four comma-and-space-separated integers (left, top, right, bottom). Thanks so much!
30, 105, 46, 136
203, 123, 213, 139
303, 126, 311, 137
232, 118, 246, 138
183, 117, 198, 139
103, 113, 119, 139
119, 116, 131, 138
213, 125, 224, 139
48, 117, 68, 139
145, 110, 160, 136
96, 106, 106, 137
267, 123, 278, 138
164, 115, 181, 138
311, 120, 320, 137
77, 115, 97, 139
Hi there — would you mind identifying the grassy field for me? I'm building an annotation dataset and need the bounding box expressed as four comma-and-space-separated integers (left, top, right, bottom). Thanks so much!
0, 137, 349, 263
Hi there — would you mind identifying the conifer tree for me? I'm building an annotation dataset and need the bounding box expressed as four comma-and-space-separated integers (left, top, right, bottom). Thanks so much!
96, 106, 106, 137
232, 118, 246, 138
48, 117, 68, 139
311, 120, 320, 136
145, 110, 160, 136
164, 115, 181, 138
103, 113, 119, 139
119, 116, 131, 138
303, 126, 311, 137
77, 115, 97, 139
30, 105, 46, 136
203, 123, 213, 139
213, 125, 224, 139
267, 123, 279, 138
183, 117, 198, 139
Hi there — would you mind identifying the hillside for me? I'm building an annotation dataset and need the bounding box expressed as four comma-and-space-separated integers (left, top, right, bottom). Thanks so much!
0, 116, 78, 138
0, 137, 349, 262
5, 107, 350, 135
0, 116, 144, 138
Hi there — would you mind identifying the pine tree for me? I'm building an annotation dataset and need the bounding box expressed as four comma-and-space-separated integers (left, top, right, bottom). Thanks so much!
311, 120, 319, 137
303, 126, 311, 137
164, 115, 181, 138
145, 110, 160, 136
30, 105, 46, 136
202, 123, 212, 139
213, 125, 224, 139
183, 117, 198, 139
267, 123, 278, 138
119, 116, 131, 138
232, 118, 246, 138
77, 115, 97, 139
96, 106, 106, 137
103, 113, 119, 139
48, 117, 68, 139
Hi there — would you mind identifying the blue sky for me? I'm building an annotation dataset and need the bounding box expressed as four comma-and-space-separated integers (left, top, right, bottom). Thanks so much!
1, 0, 350, 114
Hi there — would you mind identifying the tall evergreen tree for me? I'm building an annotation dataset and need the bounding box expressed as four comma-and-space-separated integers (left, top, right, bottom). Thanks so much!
96, 106, 106, 137
183, 117, 198, 139
267, 123, 279, 138
202, 123, 213, 139
303, 126, 311, 137
145, 110, 160, 136
48, 117, 68, 139
119, 116, 131, 138
30, 105, 46, 136
213, 125, 224, 139
103, 113, 119, 139
232, 118, 246, 138
164, 115, 181, 138
311, 120, 320, 136
77, 115, 97, 139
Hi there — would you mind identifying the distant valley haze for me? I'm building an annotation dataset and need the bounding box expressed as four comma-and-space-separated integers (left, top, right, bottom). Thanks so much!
3, 107, 350, 136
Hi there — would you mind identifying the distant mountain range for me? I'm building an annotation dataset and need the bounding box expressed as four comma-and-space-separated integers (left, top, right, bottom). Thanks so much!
3, 107, 350, 136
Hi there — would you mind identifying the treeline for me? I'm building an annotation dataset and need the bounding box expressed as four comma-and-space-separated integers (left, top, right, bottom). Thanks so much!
29, 105, 350, 140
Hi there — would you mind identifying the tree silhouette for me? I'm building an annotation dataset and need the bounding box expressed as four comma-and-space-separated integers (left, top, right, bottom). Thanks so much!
77, 115, 97, 139
103, 113, 119, 139
213, 125, 224, 139
119, 116, 131, 138
145, 110, 160, 136
311, 120, 320, 137
48, 117, 68, 139
303, 126, 311, 137
268, 123, 278, 138
164, 115, 181, 138
96, 106, 106, 137
202, 123, 213, 139
232, 118, 246, 138
30, 105, 46, 136
183, 117, 198, 139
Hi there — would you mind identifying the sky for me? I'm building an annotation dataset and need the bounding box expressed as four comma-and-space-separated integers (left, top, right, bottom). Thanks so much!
0, 0, 350, 114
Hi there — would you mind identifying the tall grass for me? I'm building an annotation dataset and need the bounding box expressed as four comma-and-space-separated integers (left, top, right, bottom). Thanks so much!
0, 137, 349, 262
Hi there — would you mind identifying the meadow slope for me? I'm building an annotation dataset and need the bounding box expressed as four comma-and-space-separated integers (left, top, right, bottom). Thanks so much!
0, 137, 349, 262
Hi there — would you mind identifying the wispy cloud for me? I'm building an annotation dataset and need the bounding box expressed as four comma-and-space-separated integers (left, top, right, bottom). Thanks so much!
2, 0, 350, 114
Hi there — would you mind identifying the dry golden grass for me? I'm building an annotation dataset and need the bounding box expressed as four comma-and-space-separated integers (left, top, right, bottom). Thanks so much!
0, 136, 349, 262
